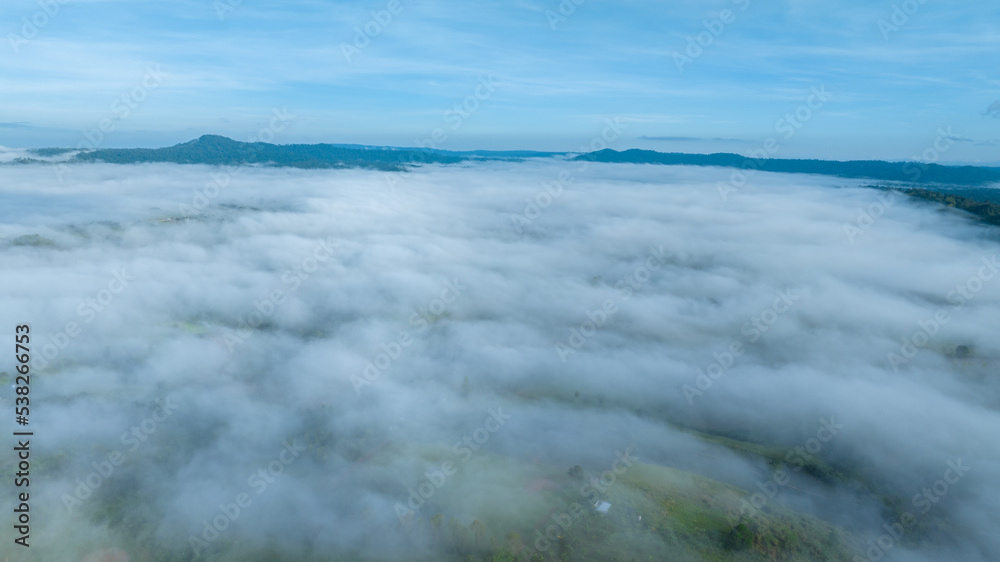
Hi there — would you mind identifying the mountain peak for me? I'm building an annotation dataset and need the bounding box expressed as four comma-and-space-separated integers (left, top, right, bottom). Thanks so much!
192, 134, 240, 145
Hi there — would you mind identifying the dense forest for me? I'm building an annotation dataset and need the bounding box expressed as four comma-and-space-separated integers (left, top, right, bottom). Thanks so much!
68, 135, 466, 170
576, 148, 1000, 186
900, 188, 1000, 227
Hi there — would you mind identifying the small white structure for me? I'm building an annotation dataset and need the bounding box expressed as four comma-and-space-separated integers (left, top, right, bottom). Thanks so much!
594, 501, 611, 514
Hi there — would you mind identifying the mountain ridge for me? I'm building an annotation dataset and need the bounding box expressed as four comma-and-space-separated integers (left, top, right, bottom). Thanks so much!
19, 137, 1000, 188
575, 148, 1000, 187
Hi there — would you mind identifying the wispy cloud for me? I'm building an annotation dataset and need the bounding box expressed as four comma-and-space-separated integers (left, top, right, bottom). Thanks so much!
1, 160, 999, 560
641, 135, 745, 143
0, 0, 997, 160
984, 100, 1000, 119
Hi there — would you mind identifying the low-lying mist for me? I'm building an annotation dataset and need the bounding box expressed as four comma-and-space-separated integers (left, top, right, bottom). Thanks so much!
1, 158, 998, 561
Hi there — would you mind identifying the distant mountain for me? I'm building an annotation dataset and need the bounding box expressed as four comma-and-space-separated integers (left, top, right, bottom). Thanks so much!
27, 138, 1000, 191
575, 149, 1000, 187
303, 142, 562, 159
67, 135, 549, 170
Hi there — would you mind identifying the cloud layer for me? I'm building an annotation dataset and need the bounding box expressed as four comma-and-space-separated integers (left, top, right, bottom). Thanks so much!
1, 159, 999, 561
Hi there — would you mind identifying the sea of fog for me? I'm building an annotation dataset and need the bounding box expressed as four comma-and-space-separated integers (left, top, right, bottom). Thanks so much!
0, 159, 998, 561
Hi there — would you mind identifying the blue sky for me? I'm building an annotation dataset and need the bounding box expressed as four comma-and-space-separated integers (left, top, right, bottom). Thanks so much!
1, 0, 998, 162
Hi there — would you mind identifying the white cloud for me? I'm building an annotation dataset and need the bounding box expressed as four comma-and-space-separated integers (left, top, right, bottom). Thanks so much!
0, 160, 998, 559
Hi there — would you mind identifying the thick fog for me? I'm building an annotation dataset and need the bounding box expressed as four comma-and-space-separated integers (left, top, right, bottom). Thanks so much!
1, 159, 998, 561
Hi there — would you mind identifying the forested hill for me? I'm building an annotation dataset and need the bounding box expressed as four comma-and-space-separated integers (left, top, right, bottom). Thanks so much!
575, 148, 1000, 186
34, 139, 1000, 188
69, 135, 479, 170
